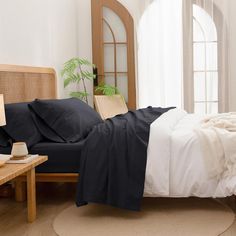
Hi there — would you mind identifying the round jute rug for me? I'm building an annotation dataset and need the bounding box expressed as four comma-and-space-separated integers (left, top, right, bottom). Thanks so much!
53, 198, 235, 236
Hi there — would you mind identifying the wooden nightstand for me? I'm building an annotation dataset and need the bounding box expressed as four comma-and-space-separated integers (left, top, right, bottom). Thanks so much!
0, 155, 48, 222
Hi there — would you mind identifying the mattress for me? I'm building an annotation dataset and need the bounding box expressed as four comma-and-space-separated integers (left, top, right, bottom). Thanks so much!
31, 142, 83, 173
0, 142, 83, 173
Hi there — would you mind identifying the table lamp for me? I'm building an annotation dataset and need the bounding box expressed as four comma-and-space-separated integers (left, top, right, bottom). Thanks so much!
0, 94, 6, 126
0, 94, 6, 167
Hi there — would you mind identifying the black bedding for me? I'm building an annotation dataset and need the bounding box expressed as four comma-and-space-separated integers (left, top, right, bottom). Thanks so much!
76, 107, 172, 211
0, 98, 101, 174
0, 98, 172, 211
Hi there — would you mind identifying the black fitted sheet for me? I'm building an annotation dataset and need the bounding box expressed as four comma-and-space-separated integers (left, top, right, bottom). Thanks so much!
0, 142, 83, 173
31, 142, 83, 173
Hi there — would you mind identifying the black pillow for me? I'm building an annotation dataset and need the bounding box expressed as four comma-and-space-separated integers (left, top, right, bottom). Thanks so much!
29, 98, 103, 142
3, 102, 42, 148
0, 128, 11, 147
29, 107, 64, 143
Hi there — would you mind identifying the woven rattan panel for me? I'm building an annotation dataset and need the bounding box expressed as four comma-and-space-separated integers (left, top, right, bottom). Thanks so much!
0, 65, 57, 104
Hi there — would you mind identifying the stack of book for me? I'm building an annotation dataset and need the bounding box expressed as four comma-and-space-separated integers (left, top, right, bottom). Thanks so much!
0, 154, 39, 164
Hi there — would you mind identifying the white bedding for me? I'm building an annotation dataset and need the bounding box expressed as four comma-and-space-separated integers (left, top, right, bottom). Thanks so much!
144, 108, 236, 197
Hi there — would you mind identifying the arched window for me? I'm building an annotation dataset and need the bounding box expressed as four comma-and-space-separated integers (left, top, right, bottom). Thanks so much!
91, 0, 136, 109
193, 4, 218, 114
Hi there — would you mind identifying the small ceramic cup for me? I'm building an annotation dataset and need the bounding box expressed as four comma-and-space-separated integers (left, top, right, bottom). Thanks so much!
11, 142, 28, 157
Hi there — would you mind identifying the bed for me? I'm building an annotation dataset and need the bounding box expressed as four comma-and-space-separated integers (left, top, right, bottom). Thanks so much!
1, 64, 235, 210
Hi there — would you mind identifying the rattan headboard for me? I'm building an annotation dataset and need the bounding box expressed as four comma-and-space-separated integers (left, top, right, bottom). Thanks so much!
0, 64, 57, 104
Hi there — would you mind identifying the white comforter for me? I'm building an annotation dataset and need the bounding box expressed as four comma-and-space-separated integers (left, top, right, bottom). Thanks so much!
144, 108, 236, 197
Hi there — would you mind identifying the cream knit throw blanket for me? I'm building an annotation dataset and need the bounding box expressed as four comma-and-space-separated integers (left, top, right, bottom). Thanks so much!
195, 113, 236, 179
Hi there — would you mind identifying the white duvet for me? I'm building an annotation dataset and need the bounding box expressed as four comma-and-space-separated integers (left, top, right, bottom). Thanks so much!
144, 108, 236, 197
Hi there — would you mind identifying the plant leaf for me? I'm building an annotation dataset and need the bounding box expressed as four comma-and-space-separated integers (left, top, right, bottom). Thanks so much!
70, 91, 89, 100
81, 70, 95, 80
95, 83, 119, 96
63, 74, 81, 88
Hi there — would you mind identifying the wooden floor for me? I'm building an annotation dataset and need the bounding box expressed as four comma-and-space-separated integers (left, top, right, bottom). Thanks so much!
0, 183, 236, 236
0, 183, 76, 236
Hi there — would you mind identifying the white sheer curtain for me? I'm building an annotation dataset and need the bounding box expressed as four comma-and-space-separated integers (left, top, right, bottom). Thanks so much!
138, 0, 229, 114
137, 0, 183, 109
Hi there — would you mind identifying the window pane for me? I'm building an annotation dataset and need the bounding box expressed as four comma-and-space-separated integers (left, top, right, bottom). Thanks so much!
207, 72, 218, 101
116, 44, 127, 72
206, 42, 217, 70
103, 7, 127, 42
194, 43, 205, 71
193, 4, 217, 41
104, 45, 114, 72
104, 74, 115, 87
193, 18, 204, 42
117, 74, 128, 102
207, 102, 218, 114
194, 103, 206, 114
194, 72, 205, 101
103, 21, 113, 42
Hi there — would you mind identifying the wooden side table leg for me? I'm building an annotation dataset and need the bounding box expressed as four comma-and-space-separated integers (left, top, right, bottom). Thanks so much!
15, 180, 26, 202
27, 168, 36, 223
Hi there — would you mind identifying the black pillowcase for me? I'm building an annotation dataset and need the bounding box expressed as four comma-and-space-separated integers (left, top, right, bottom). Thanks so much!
3, 102, 42, 148
29, 98, 103, 143
0, 128, 11, 147
29, 107, 65, 143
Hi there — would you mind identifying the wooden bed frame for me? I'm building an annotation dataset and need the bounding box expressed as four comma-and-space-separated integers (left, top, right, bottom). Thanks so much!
0, 64, 79, 201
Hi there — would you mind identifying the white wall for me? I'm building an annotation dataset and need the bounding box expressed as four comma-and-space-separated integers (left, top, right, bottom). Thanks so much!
0, 0, 146, 105
0, 0, 78, 98
118, 0, 150, 26
214, 0, 236, 111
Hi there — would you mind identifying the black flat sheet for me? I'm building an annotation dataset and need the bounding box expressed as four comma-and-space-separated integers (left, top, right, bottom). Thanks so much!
76, 107, 172, 211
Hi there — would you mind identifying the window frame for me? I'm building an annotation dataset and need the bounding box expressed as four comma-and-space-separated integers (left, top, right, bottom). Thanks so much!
192, 8, 219, 114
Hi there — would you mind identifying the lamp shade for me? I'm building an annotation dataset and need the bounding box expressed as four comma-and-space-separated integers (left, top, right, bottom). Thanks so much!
0, 94, 6, 126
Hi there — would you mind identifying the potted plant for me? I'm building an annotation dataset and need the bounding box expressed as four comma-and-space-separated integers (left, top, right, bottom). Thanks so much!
61, 57, 120, 103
